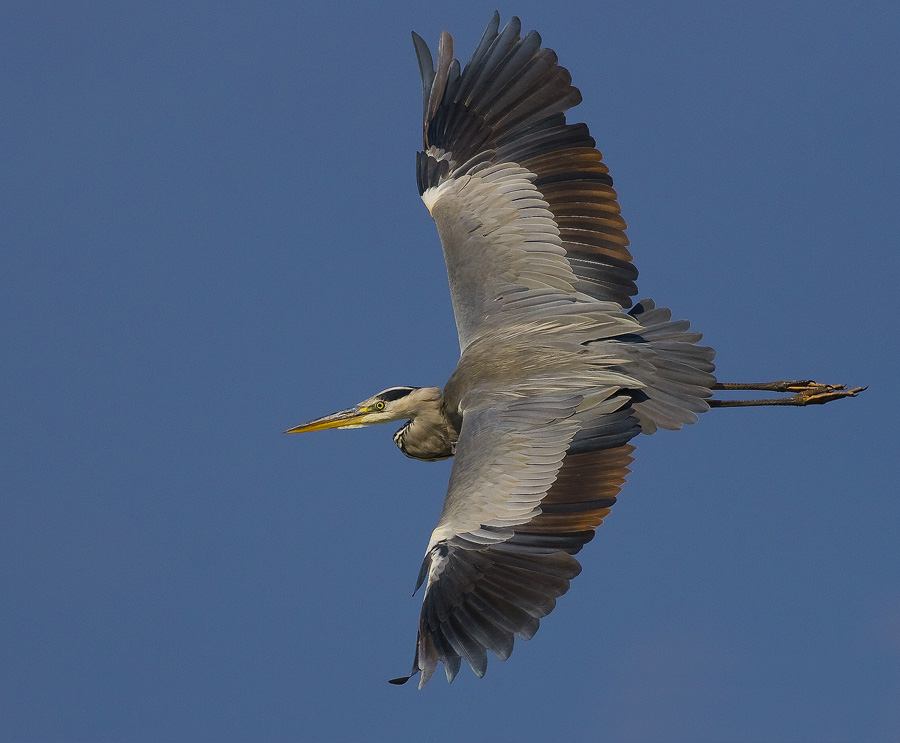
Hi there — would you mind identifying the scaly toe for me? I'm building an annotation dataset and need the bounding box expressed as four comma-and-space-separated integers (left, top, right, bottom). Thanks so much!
784, 380, 840, 393
799, 386, 865, 405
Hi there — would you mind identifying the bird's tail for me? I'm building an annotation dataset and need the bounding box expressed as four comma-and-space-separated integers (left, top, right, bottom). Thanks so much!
621, 298, 717, 433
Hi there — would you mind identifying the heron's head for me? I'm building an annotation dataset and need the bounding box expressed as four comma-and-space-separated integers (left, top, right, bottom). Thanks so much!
284, 386, 440, 433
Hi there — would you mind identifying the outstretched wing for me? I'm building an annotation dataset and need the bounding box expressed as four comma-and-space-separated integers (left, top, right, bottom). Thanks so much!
413, 13, 637, 351
391, 393, 640, 687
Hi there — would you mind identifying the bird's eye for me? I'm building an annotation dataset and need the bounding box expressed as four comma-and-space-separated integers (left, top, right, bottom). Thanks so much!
375, 401, 385, 410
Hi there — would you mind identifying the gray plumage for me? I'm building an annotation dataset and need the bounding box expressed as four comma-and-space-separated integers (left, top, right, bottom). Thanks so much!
285, 13, 863, 689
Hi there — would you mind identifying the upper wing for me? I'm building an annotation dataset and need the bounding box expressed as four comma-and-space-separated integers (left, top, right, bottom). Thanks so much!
413, 14, 638, 351
391, 393, 640, 687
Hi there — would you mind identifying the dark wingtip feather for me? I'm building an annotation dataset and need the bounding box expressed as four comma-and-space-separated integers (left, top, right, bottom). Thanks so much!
411, 31, 435, 105
413, 552, 430, 596
502, 15, 522, 37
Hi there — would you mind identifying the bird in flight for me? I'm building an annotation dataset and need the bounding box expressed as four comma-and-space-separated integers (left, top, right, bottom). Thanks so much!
286, 13, 864, 688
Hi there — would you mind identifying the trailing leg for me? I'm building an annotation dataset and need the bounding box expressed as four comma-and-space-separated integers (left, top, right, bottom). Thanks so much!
709, 380, 866, 408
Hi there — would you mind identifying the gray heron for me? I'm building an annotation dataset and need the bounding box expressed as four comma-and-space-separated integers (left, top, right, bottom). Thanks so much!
286, 14, 864, 688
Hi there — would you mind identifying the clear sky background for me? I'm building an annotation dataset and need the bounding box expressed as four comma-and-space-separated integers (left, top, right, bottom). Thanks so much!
2, 2, 899, 741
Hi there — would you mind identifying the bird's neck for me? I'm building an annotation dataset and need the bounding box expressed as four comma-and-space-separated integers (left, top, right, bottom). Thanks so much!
393, 401, 457, 462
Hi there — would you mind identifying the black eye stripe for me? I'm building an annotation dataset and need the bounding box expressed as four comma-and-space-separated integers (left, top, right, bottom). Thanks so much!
377, 387, 418, 402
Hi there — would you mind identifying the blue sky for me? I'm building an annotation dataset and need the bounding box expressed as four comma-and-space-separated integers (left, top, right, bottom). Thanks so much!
2, 2, 898, 741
